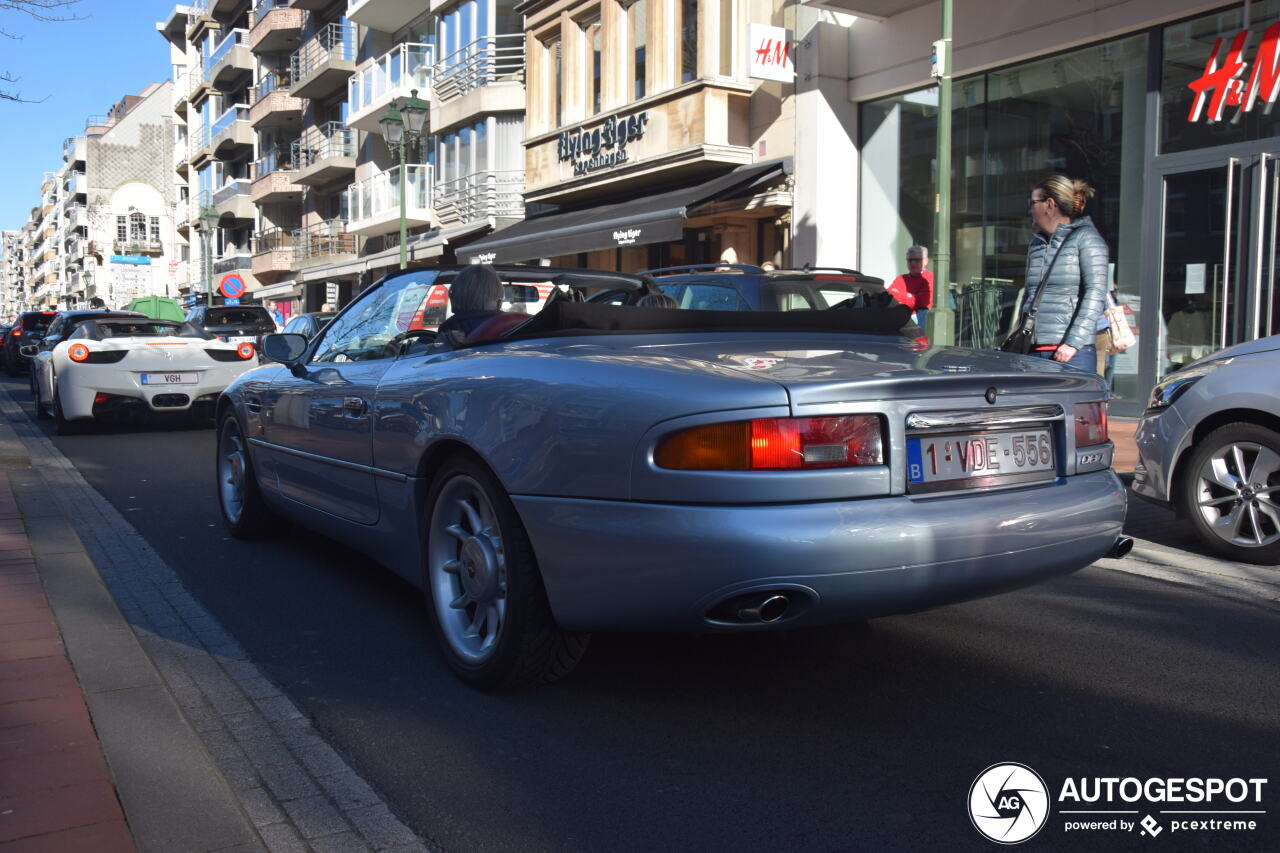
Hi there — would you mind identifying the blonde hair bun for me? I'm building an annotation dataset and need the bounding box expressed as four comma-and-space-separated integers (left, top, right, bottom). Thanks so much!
1036, 175, 1095, 217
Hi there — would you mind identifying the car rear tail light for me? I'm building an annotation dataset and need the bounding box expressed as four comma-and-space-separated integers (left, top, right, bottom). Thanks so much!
237, 342, 255, 360
68, 343, 90, 362
1074, 402, 1108, 447
11, 330, 20, 337
655, 415, 885, 470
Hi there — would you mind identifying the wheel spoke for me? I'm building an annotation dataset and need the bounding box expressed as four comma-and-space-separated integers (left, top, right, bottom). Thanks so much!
449, 592, 469, 610
486, 604, 502, 636
1199, 493, 1239, 508
458, 498, 483, 534
445, 523, 468, 542
1248, 503, 1265, 545
1232, 445, 1249, 483
1210, 504, 1245, 539
1247, 446, 1280, 485
441, 559, 462, 574
1206, 456, 1242, 491
463, 607, 485, 638
1255, 498, 1280, 530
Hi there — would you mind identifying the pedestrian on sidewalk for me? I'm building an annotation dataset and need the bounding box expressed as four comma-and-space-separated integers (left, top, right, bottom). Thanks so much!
1019, 175, 1109, 373
887, 245, 933, 328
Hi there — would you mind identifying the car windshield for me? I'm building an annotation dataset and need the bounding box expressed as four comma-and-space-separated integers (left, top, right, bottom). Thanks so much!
203, 309, 274, 330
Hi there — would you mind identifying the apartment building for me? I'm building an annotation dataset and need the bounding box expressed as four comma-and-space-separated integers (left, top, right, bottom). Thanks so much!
460, 0, 797, 269
0, 230, 21, 318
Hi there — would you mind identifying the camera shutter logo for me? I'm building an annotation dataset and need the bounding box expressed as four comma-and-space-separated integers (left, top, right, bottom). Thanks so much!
969, 763, 1050, 844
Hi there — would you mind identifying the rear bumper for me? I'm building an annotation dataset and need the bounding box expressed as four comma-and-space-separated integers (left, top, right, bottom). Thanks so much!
515, 471, 1126, 632
60, 366, 245, 420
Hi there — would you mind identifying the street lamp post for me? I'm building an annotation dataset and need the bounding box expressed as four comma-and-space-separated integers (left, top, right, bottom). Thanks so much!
197, 204, 219, 306
377, 89, 430, 270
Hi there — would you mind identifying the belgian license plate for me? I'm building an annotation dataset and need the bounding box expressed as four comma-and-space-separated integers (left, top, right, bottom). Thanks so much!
907, 428, 1055, 488
140, 372, 197, 385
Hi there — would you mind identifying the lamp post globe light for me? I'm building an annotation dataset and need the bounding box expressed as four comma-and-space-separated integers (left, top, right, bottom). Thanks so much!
198, 204, 219, 306
377, 89, 430, 270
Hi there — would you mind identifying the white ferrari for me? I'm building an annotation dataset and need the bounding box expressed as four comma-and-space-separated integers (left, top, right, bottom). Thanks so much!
28, 317, 260, 433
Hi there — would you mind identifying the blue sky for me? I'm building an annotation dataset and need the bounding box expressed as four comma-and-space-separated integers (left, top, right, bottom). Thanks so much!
0, 0, 179, 232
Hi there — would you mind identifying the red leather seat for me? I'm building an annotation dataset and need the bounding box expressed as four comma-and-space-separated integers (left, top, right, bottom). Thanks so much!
463, 312, 531, 345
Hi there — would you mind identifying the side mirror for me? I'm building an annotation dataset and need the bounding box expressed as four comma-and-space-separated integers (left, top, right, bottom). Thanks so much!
262, 333, 308, 366
19, 345, 37, 357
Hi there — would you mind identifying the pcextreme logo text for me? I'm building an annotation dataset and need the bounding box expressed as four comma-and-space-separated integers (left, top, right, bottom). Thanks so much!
968, 763, 1268, 844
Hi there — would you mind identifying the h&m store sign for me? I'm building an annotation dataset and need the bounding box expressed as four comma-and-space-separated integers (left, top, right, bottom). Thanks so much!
1188, 22, 1280, 122
558, 112, 649, 176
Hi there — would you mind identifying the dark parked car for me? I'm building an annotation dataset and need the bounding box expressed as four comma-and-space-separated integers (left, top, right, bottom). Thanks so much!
181, 305, 277, 345
281, 312, 336, 341
4, 311, 57, 376
215, 265, 1126, 688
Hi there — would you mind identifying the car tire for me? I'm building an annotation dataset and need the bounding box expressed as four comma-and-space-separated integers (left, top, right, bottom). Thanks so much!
216, 411, 278, 539
1179, 422, 1280, 564
32, 373, 50, 421
52, 383, 83, 435
423, 455, 589, 689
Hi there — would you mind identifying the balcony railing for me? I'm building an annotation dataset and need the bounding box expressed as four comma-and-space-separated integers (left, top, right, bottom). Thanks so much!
291, 22, 355, 82
212, 179, 252, 206
293, 220, 356, 264
210, 103, 250, 139
213, 253, 253, 274
292, 121, 355, 169
434, 170, 525, 225
253, 147, 296, 178
254, 0, 289, 20
348, 42, 433, 122
254, 226, 295, 254
253, 67, 294, 101
346, 164, 432, 229
204, 28, 248, 79
433, 34, 525, 103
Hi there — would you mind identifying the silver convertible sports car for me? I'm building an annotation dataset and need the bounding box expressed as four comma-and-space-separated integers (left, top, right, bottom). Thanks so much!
215, 266, 1129, 688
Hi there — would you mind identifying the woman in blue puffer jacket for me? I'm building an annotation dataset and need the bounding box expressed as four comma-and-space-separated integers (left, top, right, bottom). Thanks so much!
1023, 175, 1109, 372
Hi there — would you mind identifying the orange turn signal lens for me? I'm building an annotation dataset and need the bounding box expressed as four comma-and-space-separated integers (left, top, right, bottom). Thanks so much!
655, 415, 885, 470
68, 343, 90, 362
237, 342, 255, 360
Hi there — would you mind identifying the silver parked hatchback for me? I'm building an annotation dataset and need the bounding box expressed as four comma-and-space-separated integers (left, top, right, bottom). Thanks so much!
1134, 335, 1280, 563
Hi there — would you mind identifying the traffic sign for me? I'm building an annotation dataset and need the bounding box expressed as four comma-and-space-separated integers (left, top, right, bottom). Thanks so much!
219, 274, 246, 299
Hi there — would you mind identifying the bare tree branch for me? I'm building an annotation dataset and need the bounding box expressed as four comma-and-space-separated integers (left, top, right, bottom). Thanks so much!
0, 0, 83, 101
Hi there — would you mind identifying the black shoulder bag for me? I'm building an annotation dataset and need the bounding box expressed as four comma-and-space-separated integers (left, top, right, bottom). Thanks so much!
1000, 233, 1075, 355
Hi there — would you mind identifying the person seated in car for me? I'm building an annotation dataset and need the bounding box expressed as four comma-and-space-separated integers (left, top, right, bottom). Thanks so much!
636, 292, 679, 308
437, 264, 505, 346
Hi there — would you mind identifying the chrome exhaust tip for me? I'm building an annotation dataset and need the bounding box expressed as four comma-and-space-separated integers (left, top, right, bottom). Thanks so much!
737, 594, 790, 624
1106, 536, 1134, 559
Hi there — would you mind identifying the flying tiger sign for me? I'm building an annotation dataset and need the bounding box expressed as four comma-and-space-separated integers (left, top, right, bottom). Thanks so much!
1188, 23, 1280, 122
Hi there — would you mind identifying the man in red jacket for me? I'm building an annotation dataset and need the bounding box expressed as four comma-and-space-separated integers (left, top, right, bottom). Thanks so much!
887, 245, 933, 327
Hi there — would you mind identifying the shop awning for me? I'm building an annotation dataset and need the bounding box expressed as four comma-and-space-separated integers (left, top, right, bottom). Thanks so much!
457, 158, 791, 265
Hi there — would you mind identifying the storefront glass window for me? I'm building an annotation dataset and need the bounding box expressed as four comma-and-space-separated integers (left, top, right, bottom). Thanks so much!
859, 35, 1148, 399
1162, 1, 1280, 154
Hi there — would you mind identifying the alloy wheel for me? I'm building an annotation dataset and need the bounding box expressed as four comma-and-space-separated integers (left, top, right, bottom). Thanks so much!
219, 423, 248, 525
1194, 440, 1280, 548
427, 475, 508, 665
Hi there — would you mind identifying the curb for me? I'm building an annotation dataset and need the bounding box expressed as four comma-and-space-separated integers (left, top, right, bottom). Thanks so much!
0, 385, 433, 853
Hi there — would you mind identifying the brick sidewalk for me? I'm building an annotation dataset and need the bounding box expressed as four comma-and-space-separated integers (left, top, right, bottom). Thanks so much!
0, 471, 134, 852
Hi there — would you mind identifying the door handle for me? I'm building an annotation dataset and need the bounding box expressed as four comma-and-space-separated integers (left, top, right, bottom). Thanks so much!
343, 396, 368, 416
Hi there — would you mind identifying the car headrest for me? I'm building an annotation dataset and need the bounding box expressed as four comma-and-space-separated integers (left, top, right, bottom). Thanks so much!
463, 312, 533, 346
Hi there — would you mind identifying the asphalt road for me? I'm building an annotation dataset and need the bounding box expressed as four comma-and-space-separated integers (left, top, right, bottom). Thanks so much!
5, 373, 1277, 852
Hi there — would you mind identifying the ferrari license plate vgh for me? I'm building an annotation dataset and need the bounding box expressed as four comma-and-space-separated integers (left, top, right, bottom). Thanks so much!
140, 372, 197, 385
907, 428, 1055, 489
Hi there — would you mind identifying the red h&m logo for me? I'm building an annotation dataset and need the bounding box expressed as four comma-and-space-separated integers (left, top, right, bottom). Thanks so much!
1188, 23, 1280, 122
754, 38, 790, 69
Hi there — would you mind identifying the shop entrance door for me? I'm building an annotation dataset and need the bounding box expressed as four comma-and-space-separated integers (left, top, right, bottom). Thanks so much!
1159, 151, 1280, 378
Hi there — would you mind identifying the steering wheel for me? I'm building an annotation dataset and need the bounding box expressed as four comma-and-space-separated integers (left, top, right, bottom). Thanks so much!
383, 328, 438, 357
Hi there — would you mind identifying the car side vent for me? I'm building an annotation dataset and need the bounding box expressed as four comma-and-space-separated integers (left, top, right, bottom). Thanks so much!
85, 351, 127, 364
206, 349, 243, 362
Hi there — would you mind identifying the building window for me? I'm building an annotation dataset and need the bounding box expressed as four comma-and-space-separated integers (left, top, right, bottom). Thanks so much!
680, 0, 697, 83
718, 0, 734, 77
629, 0, 647, 99
116, 216, 127, 243
545, 35, 562, 128
129, 212, 147, 244
583, 16, 602, 115
150, 217, 160, 246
